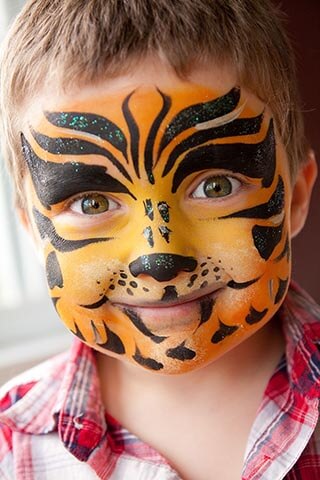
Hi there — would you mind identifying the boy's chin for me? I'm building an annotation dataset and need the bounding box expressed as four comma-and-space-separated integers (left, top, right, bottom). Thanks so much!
85, 322, 272, 376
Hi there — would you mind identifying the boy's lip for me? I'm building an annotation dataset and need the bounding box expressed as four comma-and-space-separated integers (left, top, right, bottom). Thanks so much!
113, 283, 225, 309
111, 283, 225, 310
112, 284, 225, 333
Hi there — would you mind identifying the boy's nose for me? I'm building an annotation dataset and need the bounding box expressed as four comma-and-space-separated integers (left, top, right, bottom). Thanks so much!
129, 253, 198, 282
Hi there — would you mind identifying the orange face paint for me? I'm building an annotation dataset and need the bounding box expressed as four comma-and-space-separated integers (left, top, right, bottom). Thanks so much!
23, 83, 291, 374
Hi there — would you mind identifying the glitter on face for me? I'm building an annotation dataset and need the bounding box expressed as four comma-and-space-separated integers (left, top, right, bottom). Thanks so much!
158, 202, 170, 223
45, 111, 127, 157
159, 87, 240, 151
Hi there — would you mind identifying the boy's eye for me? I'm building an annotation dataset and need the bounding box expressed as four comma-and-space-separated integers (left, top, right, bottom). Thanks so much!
70, 193, 118, 215
191, 175, 241, 199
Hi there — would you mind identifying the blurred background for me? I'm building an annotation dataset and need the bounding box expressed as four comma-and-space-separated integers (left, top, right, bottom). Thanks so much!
0, 0, 319, 385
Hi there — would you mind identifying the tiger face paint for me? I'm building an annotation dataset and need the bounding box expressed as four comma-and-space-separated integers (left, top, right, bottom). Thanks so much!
22, 78, 291, 375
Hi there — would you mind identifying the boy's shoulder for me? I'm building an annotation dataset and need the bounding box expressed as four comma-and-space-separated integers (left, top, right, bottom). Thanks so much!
0, 351, 70, 480
0, 350, 68, 410
0, 352, 66, 399
0, 349, 71, 446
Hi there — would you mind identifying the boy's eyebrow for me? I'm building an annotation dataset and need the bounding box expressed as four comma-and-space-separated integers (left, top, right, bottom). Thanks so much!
21, 135, 136, 209
44, 111, 128, 161
171, 120, 276, 193
30, 129, 132, 182
162, 112, 264, 177
158, 86, 241, 158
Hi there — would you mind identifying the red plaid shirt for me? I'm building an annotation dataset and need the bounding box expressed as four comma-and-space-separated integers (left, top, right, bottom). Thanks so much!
0, 282, 320, 479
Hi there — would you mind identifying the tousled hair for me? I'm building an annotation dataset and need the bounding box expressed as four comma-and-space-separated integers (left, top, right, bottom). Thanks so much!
0, 0, 307, 206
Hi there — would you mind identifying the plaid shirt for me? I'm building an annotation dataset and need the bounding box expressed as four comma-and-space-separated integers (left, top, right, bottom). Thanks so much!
0, 282, 320, 480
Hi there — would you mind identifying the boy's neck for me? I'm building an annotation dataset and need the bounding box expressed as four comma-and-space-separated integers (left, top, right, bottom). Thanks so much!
96, 318, 284, 479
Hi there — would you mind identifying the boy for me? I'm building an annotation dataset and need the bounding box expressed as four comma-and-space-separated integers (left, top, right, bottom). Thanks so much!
0, 0, 319, 478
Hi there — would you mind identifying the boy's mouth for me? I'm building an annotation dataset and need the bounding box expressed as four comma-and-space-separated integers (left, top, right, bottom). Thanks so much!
113, 285, 224, 333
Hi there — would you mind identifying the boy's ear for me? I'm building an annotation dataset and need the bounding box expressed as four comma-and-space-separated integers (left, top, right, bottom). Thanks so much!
290, 149, 318, 238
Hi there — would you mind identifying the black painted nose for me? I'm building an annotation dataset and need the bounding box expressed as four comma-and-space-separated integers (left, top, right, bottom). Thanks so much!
129, 253, 198, 282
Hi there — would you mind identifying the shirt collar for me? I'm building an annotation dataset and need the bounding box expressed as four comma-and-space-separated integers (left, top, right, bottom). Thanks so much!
0, 338, 107, 460
279, 281, 320, 399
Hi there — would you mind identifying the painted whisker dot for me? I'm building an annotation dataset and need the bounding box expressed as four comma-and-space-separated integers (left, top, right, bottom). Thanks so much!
120, 273, 128, 279
214, 267, 220, 272
127, 288, 134, 296
202, 269, 209, 276
200, 262, 207, 267
109, 285, 115, 290
143, 287, 149, 292
118, 280, 126, 286
130, 281, 138, 288
200, 281, 208, 289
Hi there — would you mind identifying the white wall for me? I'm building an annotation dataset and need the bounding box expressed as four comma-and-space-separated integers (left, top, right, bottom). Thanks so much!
0, 0, 71, 386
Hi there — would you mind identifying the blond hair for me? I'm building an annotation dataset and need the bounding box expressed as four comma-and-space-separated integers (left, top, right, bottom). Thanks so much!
0, 0, 307, 206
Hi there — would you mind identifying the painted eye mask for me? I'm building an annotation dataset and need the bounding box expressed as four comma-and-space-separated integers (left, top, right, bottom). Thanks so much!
22, 84, 291, 374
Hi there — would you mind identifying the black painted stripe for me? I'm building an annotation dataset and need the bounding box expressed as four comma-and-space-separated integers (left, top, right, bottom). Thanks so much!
162, 113, 263, 177
51, 297, 60, 311
143, 199, 154, 220
145, 90, 171, 184
252, 220, 285, 261
161, 286, 178, 302
199, 298, 215, 327
274, 278, 289, 304
143, 226, 154, 248
33, 208, 113, 252
166, 342, 196, 361
221, 176, 285, 220
158, 202, 170, 223
22, 135, 136, 209
211, 320, 238, 344
158, 226, 171, 243
94, 321, 126, 354
46, 251, 64, 289
274, 236, 290, 262
133, 347, 164, 370
123, 308, 167, 343
80, 295, 108, 309
30, 130, 132, 182
45, 111, 128, 161
227, 277, 259, 290
245, 306, 268, 325
171, 120, 276, 193
122, 91, 140, 178
71, 322, 86, 341
158, 87, 241, 157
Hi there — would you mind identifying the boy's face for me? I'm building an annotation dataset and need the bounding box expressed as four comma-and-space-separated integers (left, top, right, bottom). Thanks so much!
22, 61, 293, 374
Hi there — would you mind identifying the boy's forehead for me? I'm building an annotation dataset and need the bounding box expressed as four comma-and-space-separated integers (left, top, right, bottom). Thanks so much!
27, 82, 265, 131
23, 58, 262, 125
